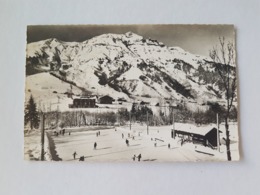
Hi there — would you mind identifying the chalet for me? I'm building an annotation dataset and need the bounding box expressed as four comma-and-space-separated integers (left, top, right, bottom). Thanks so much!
173, 123, 220, 149
69, 97, 96, 108
140, 101, 150, 106
118, 98, 127, 102
99, 95, 114, 104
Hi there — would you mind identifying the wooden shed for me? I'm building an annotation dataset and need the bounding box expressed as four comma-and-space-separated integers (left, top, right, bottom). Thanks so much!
173, 123, 219, 149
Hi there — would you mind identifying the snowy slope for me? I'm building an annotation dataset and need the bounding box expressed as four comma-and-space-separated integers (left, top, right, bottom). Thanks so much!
26, 32, 233, 104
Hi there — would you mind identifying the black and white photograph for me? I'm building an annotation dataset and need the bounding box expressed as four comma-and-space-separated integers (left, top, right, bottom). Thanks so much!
24, 24, 239, 162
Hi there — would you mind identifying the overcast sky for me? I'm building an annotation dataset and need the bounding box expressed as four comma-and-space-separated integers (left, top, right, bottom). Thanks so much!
27, 24, 235, 57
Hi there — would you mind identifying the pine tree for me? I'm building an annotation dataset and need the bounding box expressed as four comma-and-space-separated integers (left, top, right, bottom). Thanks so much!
25, 95, 40, 131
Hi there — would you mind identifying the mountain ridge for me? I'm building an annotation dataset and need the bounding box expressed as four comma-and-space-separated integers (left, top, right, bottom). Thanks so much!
26, 32, 233, 104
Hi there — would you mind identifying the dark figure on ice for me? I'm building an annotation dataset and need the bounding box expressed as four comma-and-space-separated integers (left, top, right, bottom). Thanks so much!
79, 156, 85, 161
181, 138, 184, 146
132, 136, 135, 140
62, 129, 65, 135
168, 143, 171, 149
122, 133, 124, 139
96, 132, 98, 137
128, 133, 130, 138
154, 142, 157, 147
132, 155, 136, 161
126, 139, 129, 146
69, 132, 71, 136
98, 131, 101, 136
73, 151, 77, 160
94, 142, 97, 149
137, 154, 142, 161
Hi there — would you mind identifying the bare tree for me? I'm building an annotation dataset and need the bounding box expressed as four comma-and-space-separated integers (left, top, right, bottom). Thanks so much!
209, 37, 237, 161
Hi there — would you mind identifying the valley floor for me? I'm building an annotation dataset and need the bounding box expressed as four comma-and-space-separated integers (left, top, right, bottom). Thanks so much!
25, 122, 239, 162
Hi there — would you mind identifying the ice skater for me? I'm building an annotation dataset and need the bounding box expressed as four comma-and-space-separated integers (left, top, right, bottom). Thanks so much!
126, 139, 129, 146
73, 151, 77, 160
168, 143, 171, 149
94, 142, 97, 149
137, 154, 142, 161
132, 155, 136, 161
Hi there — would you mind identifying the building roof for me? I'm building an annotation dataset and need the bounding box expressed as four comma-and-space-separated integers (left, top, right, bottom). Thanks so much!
174, 123, 217, 136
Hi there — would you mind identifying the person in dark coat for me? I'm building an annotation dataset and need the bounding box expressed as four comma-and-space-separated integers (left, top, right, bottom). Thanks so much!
168, 143, 171, 149
132, 155, 136, 161
73, 151, 77, 159
94, 142, 97, 149
126, 139, 129, 146
79, 156, 85, 161
137, 154, 142, 161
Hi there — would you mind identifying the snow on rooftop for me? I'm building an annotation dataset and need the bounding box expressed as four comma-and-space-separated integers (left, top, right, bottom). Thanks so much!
174, 123, 217, 136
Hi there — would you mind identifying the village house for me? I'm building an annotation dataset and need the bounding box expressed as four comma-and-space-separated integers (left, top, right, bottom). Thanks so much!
99, 95, 114, 104
69, 97, 96, 108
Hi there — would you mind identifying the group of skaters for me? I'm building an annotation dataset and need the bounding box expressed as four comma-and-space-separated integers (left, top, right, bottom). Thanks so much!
96, 131, 101, 137
132, 154, 142, 161
73, 152, 85, 161
54, 129, 71, 136
72, 141, 98, 161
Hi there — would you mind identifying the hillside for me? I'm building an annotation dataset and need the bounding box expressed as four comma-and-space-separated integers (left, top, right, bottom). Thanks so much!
26, 32, 235, 106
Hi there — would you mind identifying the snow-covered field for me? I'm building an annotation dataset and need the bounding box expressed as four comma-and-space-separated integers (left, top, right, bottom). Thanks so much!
24, 130, 51, 161
41, 122, 239, 162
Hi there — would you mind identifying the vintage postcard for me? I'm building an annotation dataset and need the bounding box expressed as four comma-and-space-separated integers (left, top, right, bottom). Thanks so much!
24, 24, 239, 162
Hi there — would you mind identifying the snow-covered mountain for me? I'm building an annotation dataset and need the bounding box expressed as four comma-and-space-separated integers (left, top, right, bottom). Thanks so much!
26, 32, 233, 104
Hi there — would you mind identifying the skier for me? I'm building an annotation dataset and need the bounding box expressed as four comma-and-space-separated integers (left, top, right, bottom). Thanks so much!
73, 151, 77, 160
137, 154, 142, 161
94, 142, 97, 149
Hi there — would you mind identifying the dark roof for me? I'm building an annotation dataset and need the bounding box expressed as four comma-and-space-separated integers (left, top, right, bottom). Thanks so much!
99, 95, 114, 100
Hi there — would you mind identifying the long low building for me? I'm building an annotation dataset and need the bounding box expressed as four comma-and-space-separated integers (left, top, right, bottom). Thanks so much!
173, 123, 220, 149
